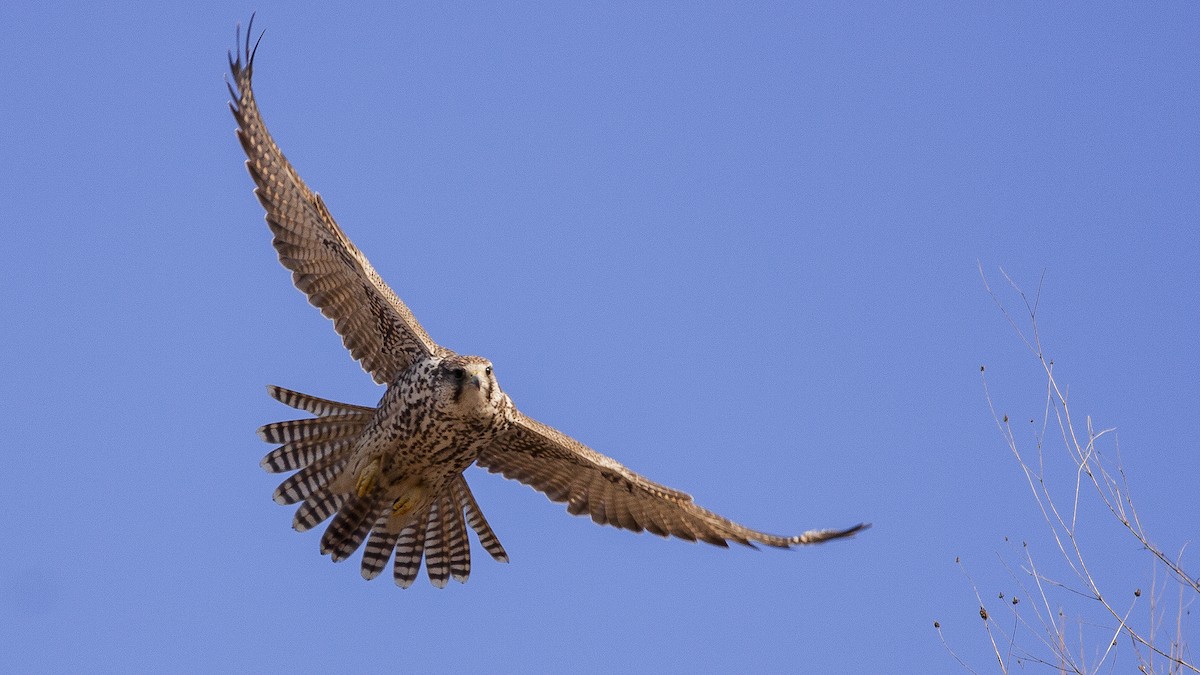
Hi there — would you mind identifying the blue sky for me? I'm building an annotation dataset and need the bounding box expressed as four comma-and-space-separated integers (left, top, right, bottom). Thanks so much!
2, 2, 1197, 672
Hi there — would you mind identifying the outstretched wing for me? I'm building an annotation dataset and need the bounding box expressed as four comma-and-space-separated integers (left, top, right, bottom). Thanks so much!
228, 21, 446, 384
476, 409, 868, 548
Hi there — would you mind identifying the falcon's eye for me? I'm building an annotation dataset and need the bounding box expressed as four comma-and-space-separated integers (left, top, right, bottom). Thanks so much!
451, 368, 465, 381
485, 366, 492, 376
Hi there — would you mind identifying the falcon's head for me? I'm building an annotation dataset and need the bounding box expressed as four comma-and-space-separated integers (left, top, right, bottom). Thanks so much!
434, 354, 506, 418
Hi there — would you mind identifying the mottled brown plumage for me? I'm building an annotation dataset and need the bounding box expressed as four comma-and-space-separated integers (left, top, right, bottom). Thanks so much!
229, 18, 867, 589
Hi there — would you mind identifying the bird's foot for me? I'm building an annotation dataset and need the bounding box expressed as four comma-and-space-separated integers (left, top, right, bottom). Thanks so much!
355, 459, 380, 497
391, 478, 428, 520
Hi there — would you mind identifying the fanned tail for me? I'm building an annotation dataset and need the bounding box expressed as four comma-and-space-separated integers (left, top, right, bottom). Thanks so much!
258, 386, 508, 588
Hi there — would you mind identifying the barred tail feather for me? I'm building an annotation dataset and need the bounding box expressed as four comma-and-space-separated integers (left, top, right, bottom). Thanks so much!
272, 456, 347, 505
261, 436, 356, 474
257, 414, 370, 446
423, 499, 450, 588
441, 491, 471, 583
293, 489, 347, 532
394, 511, 430, 589
322, 494, 387, 563
361, 513, 399, 580
266, 385, 374, 416
453, 476, 508, 563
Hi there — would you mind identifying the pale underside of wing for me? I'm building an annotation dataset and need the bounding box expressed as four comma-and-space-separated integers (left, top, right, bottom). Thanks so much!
228, 24, 447, 384
476, 410, 869, 548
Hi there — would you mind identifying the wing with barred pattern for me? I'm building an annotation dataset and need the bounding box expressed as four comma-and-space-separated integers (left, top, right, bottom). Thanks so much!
228, 20, 447, 385
477, 410, 868, 548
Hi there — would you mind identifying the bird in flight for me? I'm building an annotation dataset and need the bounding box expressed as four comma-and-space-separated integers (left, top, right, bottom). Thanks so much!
228, 19, 867, 589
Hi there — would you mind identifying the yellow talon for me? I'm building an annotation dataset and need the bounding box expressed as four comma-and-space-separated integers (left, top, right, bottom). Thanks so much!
390, 478, 428, 520
355, 459, 380, 497
392, 495, 416, 516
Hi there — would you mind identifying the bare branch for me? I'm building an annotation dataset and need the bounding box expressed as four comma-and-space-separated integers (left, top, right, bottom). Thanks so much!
952, 269, 1197, 673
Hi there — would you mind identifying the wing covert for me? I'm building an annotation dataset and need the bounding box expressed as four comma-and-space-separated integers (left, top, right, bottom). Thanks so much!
477, 409, 868, 548
228, 21, 446, 384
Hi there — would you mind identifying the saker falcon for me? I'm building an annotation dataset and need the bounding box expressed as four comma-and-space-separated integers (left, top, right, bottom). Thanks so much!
228, 20, 868, 589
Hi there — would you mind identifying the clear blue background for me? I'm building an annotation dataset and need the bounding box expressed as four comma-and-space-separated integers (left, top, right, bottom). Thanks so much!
2, 2, 1197, 672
